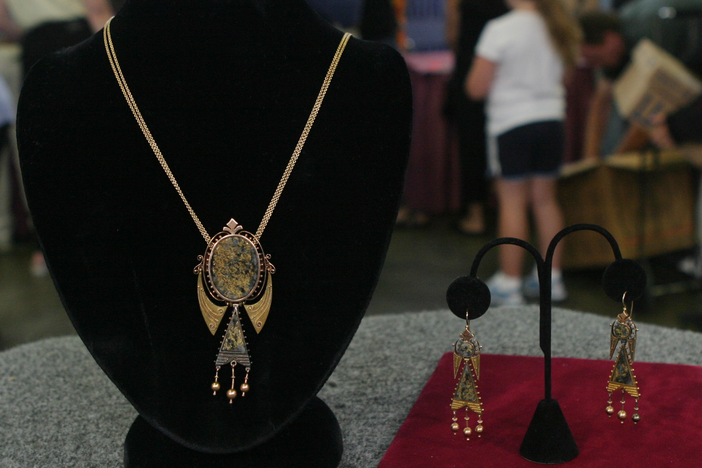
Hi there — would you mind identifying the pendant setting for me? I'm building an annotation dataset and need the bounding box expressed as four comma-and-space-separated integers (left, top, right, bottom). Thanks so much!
194, 219, 275, 402
606, 298, 640, 423
451, 324, 484, 439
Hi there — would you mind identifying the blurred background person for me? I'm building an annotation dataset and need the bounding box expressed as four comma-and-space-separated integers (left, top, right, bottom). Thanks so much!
0, 0, 114, 77
579, 1, 702, 159
641, 98, 702, 279
358, 0, 397, 46
0, 0, 114, 275
395, 0, 455, 228
466, 0, 581, 304
578, 11, 629, 158
0, 74, 14, 253
306, 0, 365, 37
444, 0, 507, 236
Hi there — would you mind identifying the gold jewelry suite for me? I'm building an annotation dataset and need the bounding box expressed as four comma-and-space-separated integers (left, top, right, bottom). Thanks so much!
451, 315, 484, 439
606, 293, 640, 423
103, 17, 351, 402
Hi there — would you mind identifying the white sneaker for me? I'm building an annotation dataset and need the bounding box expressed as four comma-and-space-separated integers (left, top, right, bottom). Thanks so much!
550, 274, 568, 302
486, 272, 525, 306
523, 268, 568, 302
677, 253, 702, 279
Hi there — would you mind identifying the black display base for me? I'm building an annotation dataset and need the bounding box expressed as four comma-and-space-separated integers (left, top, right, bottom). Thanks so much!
124, 397, 343, 468
519, 399, 579, 464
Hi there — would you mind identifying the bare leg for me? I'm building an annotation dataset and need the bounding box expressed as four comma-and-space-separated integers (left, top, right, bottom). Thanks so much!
457, 202, 486, 235
496, 178, 529, 277
530, 176, 564, 270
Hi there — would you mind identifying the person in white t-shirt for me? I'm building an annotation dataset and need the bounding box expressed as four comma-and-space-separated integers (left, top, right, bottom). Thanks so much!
465, 0, 581, 305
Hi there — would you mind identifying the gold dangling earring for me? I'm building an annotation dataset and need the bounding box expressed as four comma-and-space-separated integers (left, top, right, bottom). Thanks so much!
606, 292, 641, 423
451, 313, 484, 439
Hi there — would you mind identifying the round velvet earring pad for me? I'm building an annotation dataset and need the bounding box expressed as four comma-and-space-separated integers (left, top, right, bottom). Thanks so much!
446, 275, 491, 320
601, 258, 647, 302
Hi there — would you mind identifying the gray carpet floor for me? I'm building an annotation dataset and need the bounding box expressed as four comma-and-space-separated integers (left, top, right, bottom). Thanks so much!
2, 307, 702, 467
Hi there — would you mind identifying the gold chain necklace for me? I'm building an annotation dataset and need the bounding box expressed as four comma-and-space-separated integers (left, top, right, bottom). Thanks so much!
103, 17, 351, 402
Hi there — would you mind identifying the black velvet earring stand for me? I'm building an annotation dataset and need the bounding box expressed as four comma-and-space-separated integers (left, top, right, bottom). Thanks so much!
16, 1, 412, 466
446, 224, 647, 464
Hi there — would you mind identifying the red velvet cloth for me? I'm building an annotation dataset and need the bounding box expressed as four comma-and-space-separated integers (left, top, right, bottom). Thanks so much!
379, 354, 702, 467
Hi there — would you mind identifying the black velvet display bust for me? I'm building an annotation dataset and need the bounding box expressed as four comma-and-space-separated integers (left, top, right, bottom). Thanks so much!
16, 0, 412, 465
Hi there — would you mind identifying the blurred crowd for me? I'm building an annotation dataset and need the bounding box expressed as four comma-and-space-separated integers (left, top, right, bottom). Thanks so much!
328, 0, 702, 304
358, 0, 702, 226
0, 0, 701, 296
0, 0, 122, 273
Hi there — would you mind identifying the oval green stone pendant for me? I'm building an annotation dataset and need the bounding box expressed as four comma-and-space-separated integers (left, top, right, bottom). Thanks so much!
200, 219, 267, 305
210, 235, 261, 302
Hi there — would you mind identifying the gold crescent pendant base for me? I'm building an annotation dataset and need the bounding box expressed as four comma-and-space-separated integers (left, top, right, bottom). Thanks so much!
197, 272, 227, 335
245, 271, 273, 334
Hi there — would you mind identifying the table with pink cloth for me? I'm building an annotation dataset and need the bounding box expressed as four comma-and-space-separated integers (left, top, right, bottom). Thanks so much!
403, 50, 462, 216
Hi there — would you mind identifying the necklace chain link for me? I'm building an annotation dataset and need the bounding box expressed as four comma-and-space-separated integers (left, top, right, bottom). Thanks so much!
103, 17, 351, 244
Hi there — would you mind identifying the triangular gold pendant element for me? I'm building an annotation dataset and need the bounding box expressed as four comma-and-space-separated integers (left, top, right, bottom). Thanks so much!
245, 271, 272, 334
451, 363, 482, 414
215, 307, 251, 368
610, 349, 634, 386
471, 354, 481, 381
458, 365, 479, 404
197, 272, 227, 335
607, 347, 639, 398
453, 352, 462, 379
